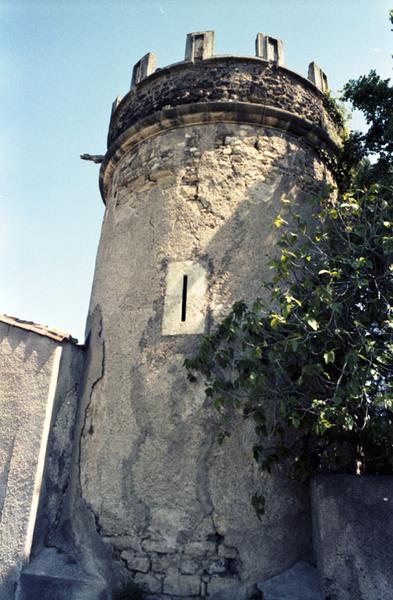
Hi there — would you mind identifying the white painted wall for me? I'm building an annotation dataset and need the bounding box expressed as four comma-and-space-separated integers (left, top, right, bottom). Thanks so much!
0, 323, 61, 599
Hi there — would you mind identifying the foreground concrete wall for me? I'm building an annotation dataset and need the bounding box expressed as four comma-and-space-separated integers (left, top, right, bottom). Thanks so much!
0, 318, 109, 600
312, 475, 393, 600
15, 328, 113, 600
27, 340, 84, 556
0, 322, 63, 598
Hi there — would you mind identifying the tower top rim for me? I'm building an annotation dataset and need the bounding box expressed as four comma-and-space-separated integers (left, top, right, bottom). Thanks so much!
98, 32, 342, 204
127, 54, 326, 99
107, 54, 341, 150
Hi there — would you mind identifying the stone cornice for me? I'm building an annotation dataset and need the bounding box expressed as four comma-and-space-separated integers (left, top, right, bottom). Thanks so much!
100, 101, 340, 204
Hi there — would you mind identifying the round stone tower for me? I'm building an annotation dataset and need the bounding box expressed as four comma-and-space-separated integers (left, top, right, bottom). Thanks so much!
81, 32, 340, 598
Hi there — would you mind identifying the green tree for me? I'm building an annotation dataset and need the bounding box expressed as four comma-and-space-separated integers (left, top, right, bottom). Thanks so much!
186, 11, 393, 515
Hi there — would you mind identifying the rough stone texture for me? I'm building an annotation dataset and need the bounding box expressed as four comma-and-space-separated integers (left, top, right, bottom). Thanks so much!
108, 57, 340, 149
312, 475, 393, 600
257, 561, 322, 599
81, 116, 335, 598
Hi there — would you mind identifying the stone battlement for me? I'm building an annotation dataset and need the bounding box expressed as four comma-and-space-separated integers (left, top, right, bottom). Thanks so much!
128, 31, 327, 92
101, 32, 340, 202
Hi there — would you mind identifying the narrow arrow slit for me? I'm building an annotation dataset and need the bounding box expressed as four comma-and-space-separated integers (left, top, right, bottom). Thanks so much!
181, 275, 188, 322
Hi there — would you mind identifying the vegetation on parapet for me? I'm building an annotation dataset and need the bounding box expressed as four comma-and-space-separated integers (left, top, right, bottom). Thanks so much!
322, 90, 347, 133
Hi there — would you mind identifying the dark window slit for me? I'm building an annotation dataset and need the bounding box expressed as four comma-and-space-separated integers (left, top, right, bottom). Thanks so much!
181, 275, 188, 322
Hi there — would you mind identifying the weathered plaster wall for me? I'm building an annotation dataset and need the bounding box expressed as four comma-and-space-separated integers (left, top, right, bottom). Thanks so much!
0, 323, 62, 599
27, 341, 85, 554
83, 121, 334, 598
15, 327, 113, 600
0, 320, 109, 600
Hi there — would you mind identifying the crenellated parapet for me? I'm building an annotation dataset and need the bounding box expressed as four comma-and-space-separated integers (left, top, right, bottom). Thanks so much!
124, 31, 326, 89
308, 61, 329, 93
101, 31, 339, 202
255, 33, 284, 65
185, 31, 215, 61
131, 52, 157, 88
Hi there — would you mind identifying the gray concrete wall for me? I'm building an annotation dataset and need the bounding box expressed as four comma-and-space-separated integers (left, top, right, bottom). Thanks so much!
14, 329, 113, 600
312, 475, 393, 600
0, 322, 62, 599
0, 320, 108, 600
27, 340, 85, 555
83, 120, 334, 598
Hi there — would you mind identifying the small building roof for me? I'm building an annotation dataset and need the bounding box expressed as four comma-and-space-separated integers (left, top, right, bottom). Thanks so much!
0, 314, 78, 344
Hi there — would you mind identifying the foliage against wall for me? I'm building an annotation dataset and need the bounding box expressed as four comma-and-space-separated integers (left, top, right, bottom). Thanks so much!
186, 11, 393, 516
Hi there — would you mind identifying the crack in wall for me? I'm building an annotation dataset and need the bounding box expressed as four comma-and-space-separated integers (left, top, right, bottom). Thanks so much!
78, 308, 106, 536
46, 382, 80, 541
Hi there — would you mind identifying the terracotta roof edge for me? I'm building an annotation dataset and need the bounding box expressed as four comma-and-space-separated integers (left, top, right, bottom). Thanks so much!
0, 314, 79, 344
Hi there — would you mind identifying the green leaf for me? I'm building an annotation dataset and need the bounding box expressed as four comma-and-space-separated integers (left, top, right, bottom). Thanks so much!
270, 314, 285, 328
323, 350, 336, 364
273, 215, 288, 228
307, 318, 319, 331
188, 50, 393, 500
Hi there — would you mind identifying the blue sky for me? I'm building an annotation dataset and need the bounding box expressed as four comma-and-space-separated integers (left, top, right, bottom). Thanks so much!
0, 0, 392, 342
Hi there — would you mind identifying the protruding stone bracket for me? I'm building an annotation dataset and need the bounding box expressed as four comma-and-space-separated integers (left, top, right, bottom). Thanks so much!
308, 62, 328, 92
185, 31, 215, 61
80, 153, 104, 164
255, 34, 284, 65
131, 52, 157, 88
